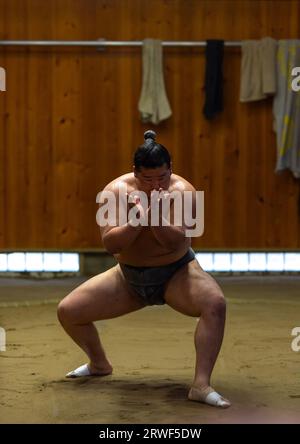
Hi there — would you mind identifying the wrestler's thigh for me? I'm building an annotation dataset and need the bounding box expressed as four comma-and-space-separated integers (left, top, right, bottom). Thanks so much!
164, 259, 225, 317
58, 264, 146, 323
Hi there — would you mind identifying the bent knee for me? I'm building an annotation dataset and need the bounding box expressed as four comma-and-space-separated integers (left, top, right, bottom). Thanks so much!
189, 288, 226, 318
204, 290, 226, 318
57, 298, 80, 325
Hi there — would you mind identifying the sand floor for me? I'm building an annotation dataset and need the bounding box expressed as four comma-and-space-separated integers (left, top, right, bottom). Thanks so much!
0, 275, 300, 424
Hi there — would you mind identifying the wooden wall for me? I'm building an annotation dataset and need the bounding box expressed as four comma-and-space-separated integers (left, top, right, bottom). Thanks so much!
0, 0, 299, 251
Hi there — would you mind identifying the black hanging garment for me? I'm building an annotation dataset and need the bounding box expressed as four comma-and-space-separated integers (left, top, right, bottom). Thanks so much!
203, 40, 224, 120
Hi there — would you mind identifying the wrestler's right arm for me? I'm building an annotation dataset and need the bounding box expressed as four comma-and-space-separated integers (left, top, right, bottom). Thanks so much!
99, 185, 143, 254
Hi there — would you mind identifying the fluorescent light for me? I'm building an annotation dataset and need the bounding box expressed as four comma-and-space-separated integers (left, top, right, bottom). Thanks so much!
43, 253, 62, 271
284, 253, 300, 271
248, 253, 267, 271
0, 252, 80, 273
213, 253, 231, 271
0, 254, 7, 271
231, 253, 249, 271
195, 252, 300, 272
25, 253, 44, 271
7, 253, 26, 271
61, 253, 80, 272
267, 253, 284, 271
195, 253, 213, 271
0, 251, 299, 274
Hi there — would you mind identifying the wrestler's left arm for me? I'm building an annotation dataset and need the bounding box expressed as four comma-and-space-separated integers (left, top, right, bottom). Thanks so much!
149, 185, 196, 249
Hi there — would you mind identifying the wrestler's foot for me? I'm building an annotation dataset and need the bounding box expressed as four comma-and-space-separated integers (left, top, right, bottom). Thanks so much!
66, 361, 113, 378
89, 361, 113, 376
188, 385, 231, 408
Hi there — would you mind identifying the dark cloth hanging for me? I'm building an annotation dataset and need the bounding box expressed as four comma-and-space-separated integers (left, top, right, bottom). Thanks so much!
203, 40, 224, 120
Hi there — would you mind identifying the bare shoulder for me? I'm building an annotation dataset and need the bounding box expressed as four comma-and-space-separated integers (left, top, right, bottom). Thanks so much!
102, 173, 135, 195
170, 174, 196, 193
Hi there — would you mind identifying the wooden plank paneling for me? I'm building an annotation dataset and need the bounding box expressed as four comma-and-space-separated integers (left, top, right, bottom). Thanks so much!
0, 0, 299, 250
